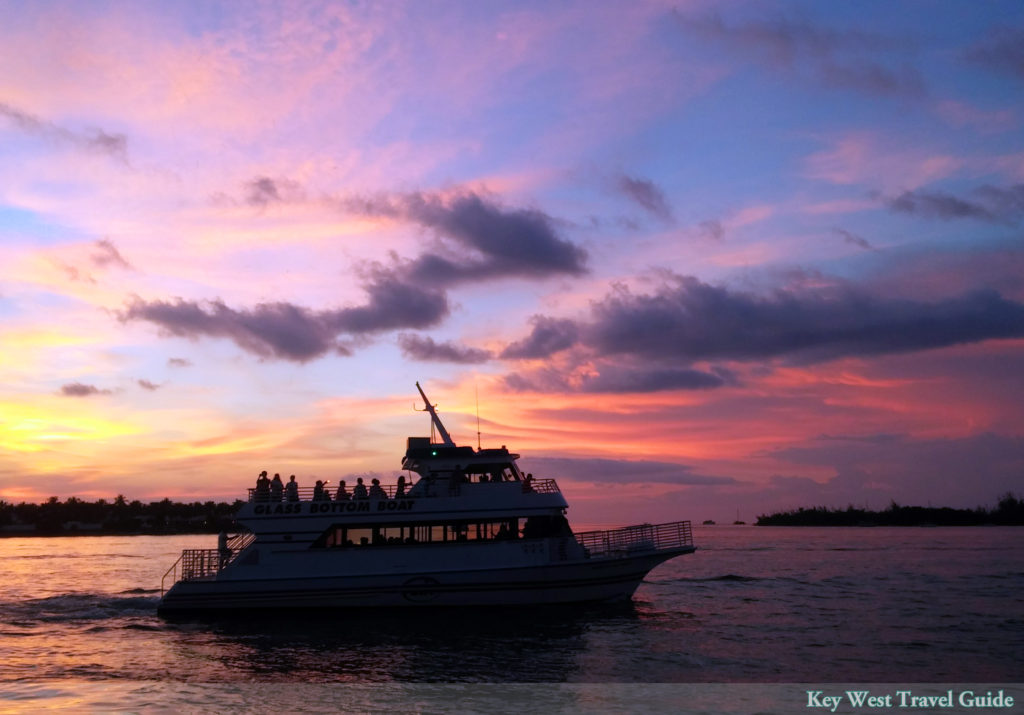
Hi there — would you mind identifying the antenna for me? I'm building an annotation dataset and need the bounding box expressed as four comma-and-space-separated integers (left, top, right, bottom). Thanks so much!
475, 382, 481, 450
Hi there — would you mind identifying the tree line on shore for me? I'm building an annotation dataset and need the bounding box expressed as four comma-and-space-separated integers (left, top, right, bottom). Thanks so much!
755, 492, 1024, 526
0, 495, 243, 535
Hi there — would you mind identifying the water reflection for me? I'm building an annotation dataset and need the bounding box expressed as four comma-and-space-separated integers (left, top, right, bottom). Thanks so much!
164, 603, 643, 682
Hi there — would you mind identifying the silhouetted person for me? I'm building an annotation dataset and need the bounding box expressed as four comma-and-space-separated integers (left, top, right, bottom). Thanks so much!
270, 473, 283, 501
285, 475, 299, 502
369, 478, 386, 499
523, 473, 534, 493
335, 480, 350, 501
255, 471, 270, 501
218, 531, 231, 568
313, 480, 325, 501
353, 477, 368, 499
395, 475, 406, 498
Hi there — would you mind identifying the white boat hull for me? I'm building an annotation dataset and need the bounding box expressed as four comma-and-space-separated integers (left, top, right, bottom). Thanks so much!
157, 547, 693, 613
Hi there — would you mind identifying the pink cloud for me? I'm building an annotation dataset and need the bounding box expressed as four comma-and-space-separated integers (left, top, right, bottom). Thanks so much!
799, 197, 878, 215
803, 132, 963, 191
935, 99, 1017, 134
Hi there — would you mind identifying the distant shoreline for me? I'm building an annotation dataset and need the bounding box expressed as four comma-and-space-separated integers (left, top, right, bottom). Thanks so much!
755, 494, 1023, 527
0, 529, 221, 538
0, 495, 241, 537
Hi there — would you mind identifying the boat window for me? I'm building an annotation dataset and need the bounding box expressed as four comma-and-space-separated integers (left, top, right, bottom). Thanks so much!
522, 514, 572, 539
457, 462, 521, 483
310, 517, 525, 548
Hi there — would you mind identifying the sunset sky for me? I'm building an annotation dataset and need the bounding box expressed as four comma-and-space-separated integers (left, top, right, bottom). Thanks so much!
1, 1, 1022, 525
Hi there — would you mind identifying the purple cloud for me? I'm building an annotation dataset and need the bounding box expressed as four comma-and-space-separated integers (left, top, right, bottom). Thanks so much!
498, 270, 1024, 392
615, 174, 674, 222
60, 382, 111, 397
243, 176, 303, 207
500, 316, 579, 360
91, 239, 132, 270
583, 275, 1024, 364
698, 219, 725, 242
344, 190, 587, 284
965, 27, 1024, 81
0, 102, 128, 161
398, 334, 491, 364
519, 456, 736, 486
121, 273, 448, 362
833, 227, 874, 251
676, 12, 925, 98
886, 184, 1024, 224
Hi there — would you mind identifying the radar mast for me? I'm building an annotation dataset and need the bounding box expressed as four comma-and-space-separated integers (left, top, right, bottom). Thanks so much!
415, 381, 455, 447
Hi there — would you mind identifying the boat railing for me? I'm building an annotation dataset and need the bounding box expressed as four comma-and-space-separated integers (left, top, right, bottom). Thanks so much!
160, 532, 255, 595
246, 478, 562, 502
227, 531, 256, 552
525, 478, 559, 494
248, 485, 402, 501
574, 521, 693, 559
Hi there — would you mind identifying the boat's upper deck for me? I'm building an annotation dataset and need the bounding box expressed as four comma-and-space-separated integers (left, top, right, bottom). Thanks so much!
246, 476, 561, 503
237, 471, 566, 531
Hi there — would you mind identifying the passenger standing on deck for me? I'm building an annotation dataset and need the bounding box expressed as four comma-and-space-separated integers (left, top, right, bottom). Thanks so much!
369, 478, 386, 499
285, 475, 299, 502
523, 473, 534, 493
217, 531, 231, 568
395, 475, 406, 498
353, 477, 368, 499
255, 471, 270, 501
313, 480, 325, 501
335, 480, 350, 501
270, 473, 283, 501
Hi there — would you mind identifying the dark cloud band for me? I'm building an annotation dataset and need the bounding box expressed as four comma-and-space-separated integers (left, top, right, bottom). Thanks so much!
0, 102, 128, 161
675, 12, 925, 98
60, 383, 110, 397
584, 275, 1024, 363
120, 274, 448, 362
616, 174, 674, 223
344, 190, 587, 284
398, 334, 491, 364
500, 272, 1024, 393
886, 184, 1024, 224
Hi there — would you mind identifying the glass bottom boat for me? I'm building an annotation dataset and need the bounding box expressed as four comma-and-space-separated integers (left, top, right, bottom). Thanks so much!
158, 384, 695, 614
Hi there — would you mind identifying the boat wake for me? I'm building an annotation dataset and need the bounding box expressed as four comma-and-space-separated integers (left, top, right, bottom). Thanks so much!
0, 593, 160, 625
649, 574, 763, 584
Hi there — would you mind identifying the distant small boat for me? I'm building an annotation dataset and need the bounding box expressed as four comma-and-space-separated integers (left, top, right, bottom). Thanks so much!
733, 520, 746, 525
702, 519, 716, 525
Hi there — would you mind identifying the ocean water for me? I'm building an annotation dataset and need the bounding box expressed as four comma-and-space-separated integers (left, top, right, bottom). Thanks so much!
0, 527, 1021, 711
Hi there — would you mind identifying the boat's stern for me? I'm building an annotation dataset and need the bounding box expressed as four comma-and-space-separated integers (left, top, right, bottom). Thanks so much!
573, 520, 695, 561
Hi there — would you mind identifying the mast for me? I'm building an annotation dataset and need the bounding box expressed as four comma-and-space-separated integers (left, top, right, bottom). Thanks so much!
416, 381, 455, 446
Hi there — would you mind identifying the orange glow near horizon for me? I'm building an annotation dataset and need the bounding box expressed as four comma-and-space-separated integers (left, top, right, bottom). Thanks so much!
0, 401, 141, 454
